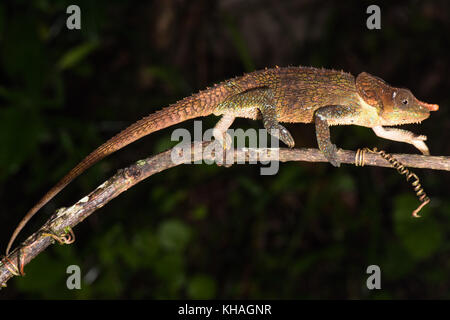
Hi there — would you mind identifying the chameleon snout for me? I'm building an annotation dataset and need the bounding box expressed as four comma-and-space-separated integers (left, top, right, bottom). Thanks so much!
419, 100, 439, 111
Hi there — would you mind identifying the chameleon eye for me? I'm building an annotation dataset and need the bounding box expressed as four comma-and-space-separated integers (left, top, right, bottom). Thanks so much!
402, 98, 408, 105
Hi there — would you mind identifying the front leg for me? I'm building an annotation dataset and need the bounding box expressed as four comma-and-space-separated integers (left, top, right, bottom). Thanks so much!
372, 126, 430, 155
314, 105, 360, 167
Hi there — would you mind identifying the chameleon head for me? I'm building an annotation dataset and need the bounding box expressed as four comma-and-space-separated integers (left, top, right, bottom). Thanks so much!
356, 72, 439, 126
380, 87, 439, 125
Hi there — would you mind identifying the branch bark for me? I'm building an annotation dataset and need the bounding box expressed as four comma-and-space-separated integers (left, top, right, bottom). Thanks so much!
1, 142, 449, 286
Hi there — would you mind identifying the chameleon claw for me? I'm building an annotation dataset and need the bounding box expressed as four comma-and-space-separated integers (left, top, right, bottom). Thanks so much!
211, 139, 233, 168
280, 128, 295, 148
324, 144, 340, 167
267, 126, 295, 148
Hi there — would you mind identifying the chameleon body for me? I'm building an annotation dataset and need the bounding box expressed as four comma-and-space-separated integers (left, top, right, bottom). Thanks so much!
6, 66, 439, 254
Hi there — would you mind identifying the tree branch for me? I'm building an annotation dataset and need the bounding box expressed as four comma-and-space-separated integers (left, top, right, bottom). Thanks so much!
1, 142, 449, 286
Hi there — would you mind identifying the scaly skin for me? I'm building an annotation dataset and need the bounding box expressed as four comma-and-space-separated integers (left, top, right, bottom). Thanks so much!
6, 66, 439, 254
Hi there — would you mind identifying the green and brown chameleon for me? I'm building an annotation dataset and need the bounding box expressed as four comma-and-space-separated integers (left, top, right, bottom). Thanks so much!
6, 66, 439, 254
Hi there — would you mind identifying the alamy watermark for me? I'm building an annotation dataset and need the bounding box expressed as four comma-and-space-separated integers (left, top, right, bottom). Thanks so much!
66, 264, 81, 289
366, 5, 381, 30
66, 5, 81, 30
366, 265, 381, 290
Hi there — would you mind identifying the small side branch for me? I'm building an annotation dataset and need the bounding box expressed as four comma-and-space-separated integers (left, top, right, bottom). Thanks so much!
1, 143, 449, 286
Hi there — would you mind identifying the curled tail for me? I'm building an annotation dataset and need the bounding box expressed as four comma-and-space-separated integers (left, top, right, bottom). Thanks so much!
6, 85, 229, 254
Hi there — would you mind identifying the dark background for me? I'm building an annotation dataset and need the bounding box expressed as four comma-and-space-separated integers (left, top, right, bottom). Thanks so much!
0, 0, 449, 299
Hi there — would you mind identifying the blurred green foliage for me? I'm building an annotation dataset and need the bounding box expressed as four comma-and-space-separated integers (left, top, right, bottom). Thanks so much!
1, 0, 450, 299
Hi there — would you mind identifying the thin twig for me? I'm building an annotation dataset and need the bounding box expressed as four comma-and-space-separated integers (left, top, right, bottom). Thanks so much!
1, 142, 449, 286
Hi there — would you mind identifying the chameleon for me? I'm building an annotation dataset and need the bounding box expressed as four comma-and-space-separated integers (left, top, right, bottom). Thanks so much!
6, 66, 439, 254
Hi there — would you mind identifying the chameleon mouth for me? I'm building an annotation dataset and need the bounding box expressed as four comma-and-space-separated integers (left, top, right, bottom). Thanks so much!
419, 100, 439, 111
